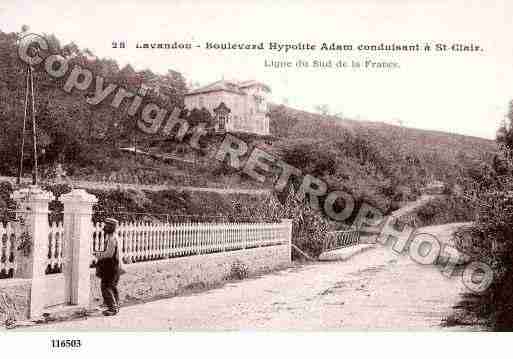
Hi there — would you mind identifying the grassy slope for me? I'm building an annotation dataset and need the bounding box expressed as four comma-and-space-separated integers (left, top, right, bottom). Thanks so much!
269, 104, 495, 160
266, 104, 496, 214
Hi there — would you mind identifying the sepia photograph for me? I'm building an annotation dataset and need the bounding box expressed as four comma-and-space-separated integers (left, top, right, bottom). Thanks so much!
0, 0, 512, 356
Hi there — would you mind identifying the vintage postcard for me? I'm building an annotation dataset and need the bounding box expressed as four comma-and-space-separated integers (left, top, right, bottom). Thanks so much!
0, 0, 512, 356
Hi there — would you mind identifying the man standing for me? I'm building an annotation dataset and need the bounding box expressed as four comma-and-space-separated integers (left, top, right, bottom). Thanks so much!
94, 218, 123, 316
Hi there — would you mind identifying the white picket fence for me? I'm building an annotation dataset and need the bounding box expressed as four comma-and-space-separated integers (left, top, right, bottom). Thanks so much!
0, 221, 65, 278
48, 222, 65, 273
0, 222, 17, 278
1, 219, 291, 278
92, 221, 291, 265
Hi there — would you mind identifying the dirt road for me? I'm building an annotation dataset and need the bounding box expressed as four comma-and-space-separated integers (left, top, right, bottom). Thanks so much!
33, 224, 478, 331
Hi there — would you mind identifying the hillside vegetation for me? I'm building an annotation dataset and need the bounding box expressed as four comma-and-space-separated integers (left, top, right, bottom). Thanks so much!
0, 29, 497, 217
267, 104, 496, 213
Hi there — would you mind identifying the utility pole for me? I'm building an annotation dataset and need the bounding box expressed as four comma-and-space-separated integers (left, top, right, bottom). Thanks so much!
133, 114, 137, 163
17, 55, 38, 185
30, 64, 38, 185
17, 67, 29, 186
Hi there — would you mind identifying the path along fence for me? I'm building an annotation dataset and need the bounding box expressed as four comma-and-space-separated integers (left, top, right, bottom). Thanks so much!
1, 219, 291, 279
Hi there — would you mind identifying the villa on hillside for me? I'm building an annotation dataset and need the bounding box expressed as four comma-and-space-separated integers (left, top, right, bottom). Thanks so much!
184, 80, 271, 135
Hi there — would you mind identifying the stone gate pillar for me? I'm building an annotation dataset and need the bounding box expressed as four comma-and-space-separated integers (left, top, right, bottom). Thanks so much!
60, 189, 97, 308
11, 185, 54, 318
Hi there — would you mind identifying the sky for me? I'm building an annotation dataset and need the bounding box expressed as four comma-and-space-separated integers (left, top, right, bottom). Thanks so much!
1, 0, 512, 139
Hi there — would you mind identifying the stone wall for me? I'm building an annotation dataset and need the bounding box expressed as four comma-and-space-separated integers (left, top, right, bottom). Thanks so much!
0, 244, 290, 320
45, 274, 67, 307
0, 278, 31, 322
90, 244, 291, 306
2, 274, 79, 319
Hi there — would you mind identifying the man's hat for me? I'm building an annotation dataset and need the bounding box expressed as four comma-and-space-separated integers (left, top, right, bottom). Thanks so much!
104, 218, 119, 226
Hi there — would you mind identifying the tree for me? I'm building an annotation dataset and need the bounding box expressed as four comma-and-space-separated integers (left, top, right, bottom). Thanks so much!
186, 108, 214, 127
497, 100, 513, 150
0, 29, 190, 177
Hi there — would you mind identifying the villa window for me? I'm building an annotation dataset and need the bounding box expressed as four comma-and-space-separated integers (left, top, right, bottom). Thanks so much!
218, 114, 228, 131
213, 102, 231, 133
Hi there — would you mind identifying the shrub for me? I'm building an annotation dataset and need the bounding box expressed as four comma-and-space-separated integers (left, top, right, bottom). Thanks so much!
229, 260, 249, 280
0, 182, 16, 223
414, 196, 475, 227
280, 187, 332, 259
0, 181, 14, 208
453, 147, 513, 330
228, 187, 332, 259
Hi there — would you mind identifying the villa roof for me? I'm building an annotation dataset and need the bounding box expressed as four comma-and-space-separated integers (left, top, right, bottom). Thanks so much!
237, 80, 271, 92
186, 79, 271, 96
